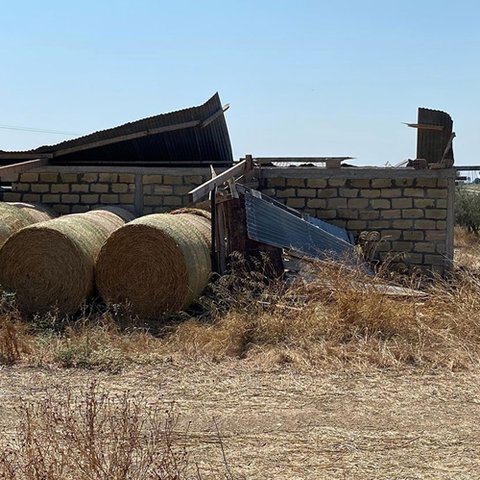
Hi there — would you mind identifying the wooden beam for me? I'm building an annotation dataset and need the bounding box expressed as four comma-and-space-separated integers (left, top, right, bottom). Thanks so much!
52, 120, 200, 158
188, 160, 247, 203
200, 104, 230, 129
0, 158, 48, 177
405, 123, 444, 131
255, 157, 354, 164
0, 153, 53, 160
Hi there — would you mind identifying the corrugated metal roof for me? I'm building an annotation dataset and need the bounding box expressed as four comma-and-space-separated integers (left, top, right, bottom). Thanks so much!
244, 189, 366, 269
0, 93, 233, 167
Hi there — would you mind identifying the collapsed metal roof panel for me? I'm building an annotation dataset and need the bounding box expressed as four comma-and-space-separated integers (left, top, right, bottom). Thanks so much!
0, 93, 234, 167
244, 189, 362, 267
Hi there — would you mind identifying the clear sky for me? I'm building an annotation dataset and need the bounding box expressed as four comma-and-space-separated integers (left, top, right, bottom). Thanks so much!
1, 0, 479, 166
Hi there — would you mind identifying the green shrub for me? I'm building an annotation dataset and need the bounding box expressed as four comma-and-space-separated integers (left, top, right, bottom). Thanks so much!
455, 187, 480, 233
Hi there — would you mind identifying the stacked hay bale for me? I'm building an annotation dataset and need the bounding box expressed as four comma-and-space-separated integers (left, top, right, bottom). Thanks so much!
0, 207, 135, 316
0, 202, 58, 248
96, 209, 211, 318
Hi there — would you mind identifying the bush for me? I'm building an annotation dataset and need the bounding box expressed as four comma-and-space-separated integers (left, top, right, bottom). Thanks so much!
455, 187, 480, 233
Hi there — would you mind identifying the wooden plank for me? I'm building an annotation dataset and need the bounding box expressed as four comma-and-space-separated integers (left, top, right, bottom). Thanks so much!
188, 160, 247, 203
0, 158, 48, 177
52, 120, 200, 158
405, 122, 444, 131
255, 157, 353, 164
0, 153, 53, 160
200, 104, 230, 129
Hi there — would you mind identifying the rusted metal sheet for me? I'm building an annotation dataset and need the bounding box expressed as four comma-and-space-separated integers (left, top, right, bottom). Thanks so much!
416, 108, 454, 165
0, 93, 233, 167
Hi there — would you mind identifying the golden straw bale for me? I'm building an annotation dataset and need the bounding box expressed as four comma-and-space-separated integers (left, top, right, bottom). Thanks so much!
95, 210, 212, 318
0, 207, 134, 316
0, 202, 58, 248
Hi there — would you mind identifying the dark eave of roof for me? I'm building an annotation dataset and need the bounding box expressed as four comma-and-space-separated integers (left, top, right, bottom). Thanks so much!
0, 93, 234, 167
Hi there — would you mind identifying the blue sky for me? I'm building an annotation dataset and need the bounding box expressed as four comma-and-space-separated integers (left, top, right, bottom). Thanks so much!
1, 0, 479, 165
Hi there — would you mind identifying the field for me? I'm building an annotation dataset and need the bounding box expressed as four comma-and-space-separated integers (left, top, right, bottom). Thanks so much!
1, 229, 480, 479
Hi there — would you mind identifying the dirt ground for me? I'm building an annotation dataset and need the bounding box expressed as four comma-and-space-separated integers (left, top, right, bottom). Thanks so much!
0, 360, 479, 479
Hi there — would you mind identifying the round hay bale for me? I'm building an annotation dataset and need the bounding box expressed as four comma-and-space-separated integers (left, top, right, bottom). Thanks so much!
0, 207, 134, 316
95, 211, 212, 318
0, 202, 58, 248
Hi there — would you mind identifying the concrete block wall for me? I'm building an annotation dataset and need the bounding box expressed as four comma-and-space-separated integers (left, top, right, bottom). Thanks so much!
258, 167, 456, 274
0, 167, 212, 215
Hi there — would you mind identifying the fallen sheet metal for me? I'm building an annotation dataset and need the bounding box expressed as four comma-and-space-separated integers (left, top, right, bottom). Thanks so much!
243, 188, 364, 268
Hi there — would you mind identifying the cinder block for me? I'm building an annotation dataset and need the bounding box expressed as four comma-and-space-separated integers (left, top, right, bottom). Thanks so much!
1, 174, 19, 182
380, 188, 402, 198
183, 175, 204, 184
317, 188, 338, 198
317, 210, 337, 219
71, 184, 89, 193
119, 194, 135, 203
20, 173, 39, 182
392, 198, 412, 209
327, 198, 347, 209
118, 174, 135, 183
436, 221, 447, 229
392, 241, 414, 252
371, 199, 391, 209
163, 196, 183, 206
404, 253, 424, 264
339, 188, 359, 198
402, 209, 424, 219
427, 188, 448, 198
329, 219, 347, 229
437, 179, 448, 188
307, 198, 327, 209
80, 194, 99, 204
2, 192, 23, 202
414, 242, 435, 253
145, 185, 173, 195
174, 185, 192, 195
71, 205, 90, 213
260, 188, 276, 197
369, 220, 391, 229
81, 173, 98, 183
404, 188, 425, 197
91, 184, 109, 193
51, 184, 70, 193
60, 173, 78, 183
286, 178, 305, 187
381, 210, 401, 219
328, 178, 346, 187
415, 220, 436, 229
14, 183, 31, 192
392, 219, 414, 229
52, 204, 71, 214
337, 208, 358, 219
40, 172, 59, 183
425, 209, 447, 220
286, 198, 306, 209
424, 254, 446, 266
381, 230, 402, 241
415, 178, 437, 188
371, 179, 392, 188
31, 184, 49, 193
349, 179, 370, 188
163, 175, 183, 185
100, 194, 119, 204
347, 198, 369, 209
307, 178, 327, 188
275, 188, 296, 198
393, 178, 414, 187
359, 210, 379, 220
42, 194, 60, 203
425, 231, 446, 241
297, 188, 316, 198
414, 198, 435, 208
112, 183, 129, 193
62, 194, 80, 204
267, 178, 286, 188
360, 189, 381, 198
436, 199, 448, 209
143, 175, 163, 184
375, 241, 392, 252
346, 220, 367, 230
23, 193, 41, 202
403, 231, 424, 241
99, 173, 118, 183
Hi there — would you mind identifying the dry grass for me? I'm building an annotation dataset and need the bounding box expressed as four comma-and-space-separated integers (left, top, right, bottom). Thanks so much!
0, 381, 241, 480
0, 228, 480, 372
